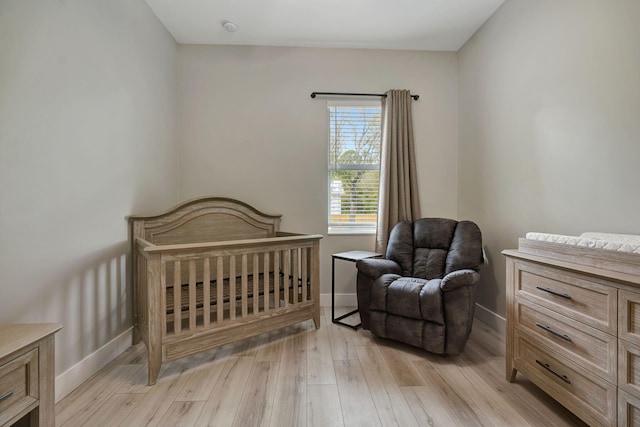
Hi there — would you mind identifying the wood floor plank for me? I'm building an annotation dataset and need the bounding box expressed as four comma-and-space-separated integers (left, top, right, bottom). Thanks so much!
57, 364, 142, 426
80, 393, 145, 427
401, 386, 461, 426
116, 342, 148, 364
119, 359, 198, 426
307, 325, 336, 385
232, 361, 279, 427
269, 327, 307, 427
175, 336, 236, 401
327, 321, 359, 360
412, 359, 489, 426
157, 401, 206, 427
235, 332, 269, 357
307, 385, 344, 427
54, 343, 146, 415
376, 342, 427, 387
355, 345, 419, 427
322, 306, 357, 361
194, 356, 254, 426
114, 364, 152, 394
429, 359, 531, 427
349, 328, 374, 346
254, 329, 286, 362
334, 359, 381, 427
174, 348, 231, 402
465, 320, 506, 358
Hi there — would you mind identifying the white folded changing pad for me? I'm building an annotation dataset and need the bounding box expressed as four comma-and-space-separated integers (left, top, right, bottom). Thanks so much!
525, 231, 640, 255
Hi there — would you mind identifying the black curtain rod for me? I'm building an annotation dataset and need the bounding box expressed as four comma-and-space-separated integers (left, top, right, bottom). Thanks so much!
310, 91, 419, 100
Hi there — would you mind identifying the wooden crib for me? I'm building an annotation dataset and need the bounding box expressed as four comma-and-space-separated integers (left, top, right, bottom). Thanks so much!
129, 197, 322, 385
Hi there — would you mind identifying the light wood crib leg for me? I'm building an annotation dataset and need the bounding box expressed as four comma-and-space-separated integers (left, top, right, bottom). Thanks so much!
146, 254, 163, 385
312, 240, 321, 329
147, 345, 162, 386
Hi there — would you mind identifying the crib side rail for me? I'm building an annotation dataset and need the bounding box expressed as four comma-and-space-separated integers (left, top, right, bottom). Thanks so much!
142, 233, 323, 254
140, 234, 321, 340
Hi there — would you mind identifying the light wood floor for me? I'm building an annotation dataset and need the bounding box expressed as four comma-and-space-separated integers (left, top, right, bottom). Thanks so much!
55, 308, 587, 426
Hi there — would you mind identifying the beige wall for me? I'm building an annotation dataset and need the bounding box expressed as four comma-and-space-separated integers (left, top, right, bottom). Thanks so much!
176, 45, 459, 296
458, 0, 640, 318
0, 0, 178, 376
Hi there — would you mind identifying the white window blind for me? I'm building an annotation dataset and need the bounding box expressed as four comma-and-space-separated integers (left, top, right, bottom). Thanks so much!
328, 101, 381, 233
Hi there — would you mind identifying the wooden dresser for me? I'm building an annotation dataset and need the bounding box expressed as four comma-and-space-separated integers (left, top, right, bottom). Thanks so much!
504, 239, 640, 427
0, 324, 62, 427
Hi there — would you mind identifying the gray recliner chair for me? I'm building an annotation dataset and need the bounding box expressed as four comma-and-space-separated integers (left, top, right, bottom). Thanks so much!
356, 218, 483, 355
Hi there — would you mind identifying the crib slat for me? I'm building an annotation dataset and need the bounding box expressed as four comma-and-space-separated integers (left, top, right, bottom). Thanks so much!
293, 249, 299, 304
274, 251, 280, 308
263, 252, 270, 312
253, 253, 259, 315
174, 261, 181, 335
242, 254, 248, 317
217, 256, 224, 324
302, 248, 308, 302
230, 255, 236, 321
189, 260, 196, 330
161, 260, 167, 336
283, 250, 290, 307
203, 258, 210, 327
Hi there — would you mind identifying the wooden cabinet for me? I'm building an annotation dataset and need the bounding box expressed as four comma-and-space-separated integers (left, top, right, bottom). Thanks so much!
505, 248, 640, 427
0, 324, 61, 427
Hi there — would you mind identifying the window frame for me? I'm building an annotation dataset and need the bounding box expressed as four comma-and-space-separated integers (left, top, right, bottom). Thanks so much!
326, 99, 382, 235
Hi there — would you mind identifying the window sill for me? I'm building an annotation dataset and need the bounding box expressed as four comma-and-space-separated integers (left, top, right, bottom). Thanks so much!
328, 228, 376, 236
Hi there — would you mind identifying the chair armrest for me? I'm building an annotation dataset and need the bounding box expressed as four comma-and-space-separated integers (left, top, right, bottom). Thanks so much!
440, 269, 480, 292
356, 259, 402, 280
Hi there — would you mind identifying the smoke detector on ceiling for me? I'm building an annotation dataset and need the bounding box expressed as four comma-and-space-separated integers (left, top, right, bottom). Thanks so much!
222, 21, 238, 33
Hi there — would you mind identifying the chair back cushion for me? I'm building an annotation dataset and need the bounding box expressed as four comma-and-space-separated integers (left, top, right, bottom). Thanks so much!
385, 218, 482, 280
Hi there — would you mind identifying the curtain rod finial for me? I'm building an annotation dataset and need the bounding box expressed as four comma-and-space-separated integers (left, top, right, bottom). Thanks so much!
310, 93, 317, 98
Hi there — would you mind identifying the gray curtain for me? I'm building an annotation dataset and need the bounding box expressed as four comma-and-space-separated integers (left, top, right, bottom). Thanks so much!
375, 89, 421, 253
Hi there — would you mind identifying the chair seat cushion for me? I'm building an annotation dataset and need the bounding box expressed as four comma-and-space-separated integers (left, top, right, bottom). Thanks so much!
369, 275, 444, 325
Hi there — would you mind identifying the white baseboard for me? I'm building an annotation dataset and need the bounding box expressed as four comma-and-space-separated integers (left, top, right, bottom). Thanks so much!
55, 327, 133, 402
320, 293, 357, 307
474, 303, 506, 334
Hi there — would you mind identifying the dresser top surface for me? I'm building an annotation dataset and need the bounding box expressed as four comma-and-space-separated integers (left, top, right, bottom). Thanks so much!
0, 323, 62, 359
503, 248, 640, 286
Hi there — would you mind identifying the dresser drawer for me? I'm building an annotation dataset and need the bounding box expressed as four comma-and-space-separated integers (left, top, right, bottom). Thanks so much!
619, 339, 640, 399
0, 348, 39, 426
515, 299, 616, 383
620, 290, 640, 346
513, 332, 617, 427
515, 261, 617, 334
619, 389, 640, 427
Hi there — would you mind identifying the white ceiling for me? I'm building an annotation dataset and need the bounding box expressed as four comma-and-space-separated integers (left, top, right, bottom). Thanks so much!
145, 0, 505, 51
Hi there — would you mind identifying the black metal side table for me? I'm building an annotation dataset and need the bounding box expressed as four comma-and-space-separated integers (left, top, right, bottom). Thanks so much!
331, 250, 383, 330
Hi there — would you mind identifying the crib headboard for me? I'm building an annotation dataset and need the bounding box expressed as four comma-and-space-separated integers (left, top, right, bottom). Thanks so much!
128, 197, 282, 245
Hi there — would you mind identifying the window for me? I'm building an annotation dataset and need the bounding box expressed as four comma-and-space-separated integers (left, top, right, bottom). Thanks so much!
327, 101, 382, 234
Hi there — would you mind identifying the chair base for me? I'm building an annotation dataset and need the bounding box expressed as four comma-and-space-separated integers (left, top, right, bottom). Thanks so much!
369, 311, 446, 354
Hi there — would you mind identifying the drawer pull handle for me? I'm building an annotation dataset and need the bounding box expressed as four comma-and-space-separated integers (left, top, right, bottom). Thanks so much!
536, 286, 572, 299
536, 359, 571, 384
535, 322, 572, 341
0, 391, 13, 403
